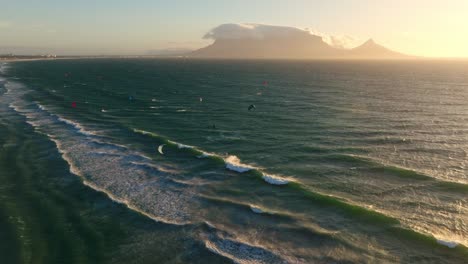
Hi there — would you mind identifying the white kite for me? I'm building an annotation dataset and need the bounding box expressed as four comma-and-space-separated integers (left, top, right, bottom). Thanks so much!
157, 144, 165, 155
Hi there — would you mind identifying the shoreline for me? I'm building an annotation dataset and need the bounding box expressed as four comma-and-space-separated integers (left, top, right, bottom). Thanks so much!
0, 56, 88, 62
2, 56, 468, 63
0, 55, 160, 62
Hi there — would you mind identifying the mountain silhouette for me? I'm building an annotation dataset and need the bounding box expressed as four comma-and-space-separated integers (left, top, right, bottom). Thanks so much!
347, 39, 408, 59
190, 24, 411, 59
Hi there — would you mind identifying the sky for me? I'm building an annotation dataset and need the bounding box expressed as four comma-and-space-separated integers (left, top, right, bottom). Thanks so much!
0, 0, 467, 57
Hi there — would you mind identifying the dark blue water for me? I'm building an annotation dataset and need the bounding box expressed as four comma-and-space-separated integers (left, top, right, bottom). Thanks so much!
0, 59, 467, 263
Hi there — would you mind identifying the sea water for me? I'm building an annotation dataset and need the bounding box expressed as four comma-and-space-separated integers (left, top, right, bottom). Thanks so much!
0, 59, 466, 263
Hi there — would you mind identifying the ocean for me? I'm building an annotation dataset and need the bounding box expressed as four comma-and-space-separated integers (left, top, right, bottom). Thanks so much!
0, 59, 466, 263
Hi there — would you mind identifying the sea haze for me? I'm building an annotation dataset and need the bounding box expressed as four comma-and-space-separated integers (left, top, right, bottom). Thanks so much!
0, 59, 467, 263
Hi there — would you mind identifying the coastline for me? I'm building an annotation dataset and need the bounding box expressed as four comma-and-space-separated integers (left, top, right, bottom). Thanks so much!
2, 56, 468, 63
0, 57, 78, 62
0, 55, 188, 63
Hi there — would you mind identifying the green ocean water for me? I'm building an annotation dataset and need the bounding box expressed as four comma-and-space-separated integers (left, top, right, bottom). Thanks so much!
0, 59, 467, 263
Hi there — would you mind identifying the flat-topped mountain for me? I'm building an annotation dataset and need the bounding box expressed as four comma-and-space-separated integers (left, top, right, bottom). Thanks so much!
189, 24, 411, 59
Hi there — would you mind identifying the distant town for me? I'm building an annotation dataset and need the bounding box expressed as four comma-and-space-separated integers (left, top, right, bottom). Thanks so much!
0, 53, 58, 61
0, 53, 190, 61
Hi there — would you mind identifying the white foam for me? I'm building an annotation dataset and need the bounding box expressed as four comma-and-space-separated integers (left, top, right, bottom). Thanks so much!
134, 129, 221, 160
134, 129, 207, 155
25, 120, 42, 129
196, 151, 212, 159
36, 124, 193, 226
133, 128, 288, 186
37, 103, 46, 111
176, 109, 187, 112
56, 115, 97, 136
262, 174, 289, 185
203, 233, 287, 264
2, 70, 197, 228
0, 63, 9, 74
80, 179, 189, 226
250, 205, 264, 214
224, 155, 253, 173
436, 239, 458, 248
142, 138, 259, 175
168, 140, 193, 149
204, 221, 216, 229
48, 137, 83, 176
89, 139, 129, 151
133, 128, 160, 138
129, 161, 179, 174
8, 102, 20, 112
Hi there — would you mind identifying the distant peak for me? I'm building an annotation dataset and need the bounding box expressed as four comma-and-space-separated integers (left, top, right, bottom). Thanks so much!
191, 24, 411, 59
353, 38, 384, 50
363, 38, 376, 45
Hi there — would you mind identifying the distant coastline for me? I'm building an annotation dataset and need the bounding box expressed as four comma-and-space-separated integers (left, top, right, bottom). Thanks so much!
2, 54, 467, 62
0, 55, 70, 62
0, 55, 187, 62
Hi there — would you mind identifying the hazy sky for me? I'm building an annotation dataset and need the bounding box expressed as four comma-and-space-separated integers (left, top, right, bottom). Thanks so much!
1, 0, 467, 57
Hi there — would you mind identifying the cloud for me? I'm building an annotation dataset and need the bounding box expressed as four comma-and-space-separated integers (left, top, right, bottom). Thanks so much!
203, 23, 310, 40
203, 23, 360, 49
309, 30, 360, 49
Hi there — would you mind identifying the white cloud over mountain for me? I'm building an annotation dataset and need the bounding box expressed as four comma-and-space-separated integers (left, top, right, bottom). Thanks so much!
203, 23, 360, 49
309, 30, 360, 49
203, 23, 309, 40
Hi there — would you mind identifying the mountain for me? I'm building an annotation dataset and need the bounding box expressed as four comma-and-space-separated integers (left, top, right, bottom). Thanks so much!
189, 23, 411, 59
190, 37, 409, 59
347, 39, 408, 59
190, 34, 347, 59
